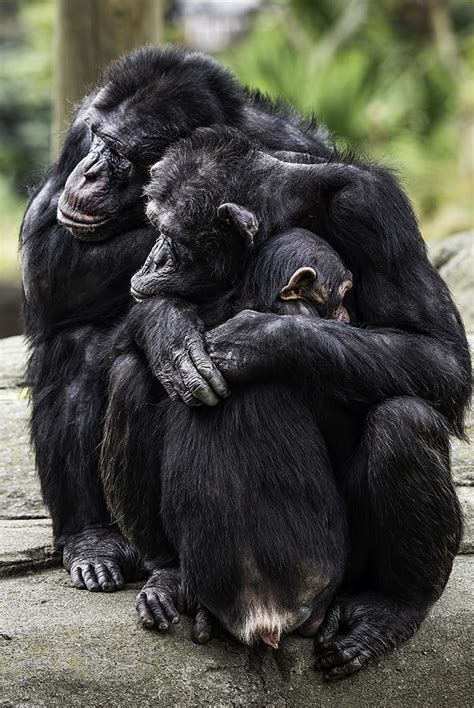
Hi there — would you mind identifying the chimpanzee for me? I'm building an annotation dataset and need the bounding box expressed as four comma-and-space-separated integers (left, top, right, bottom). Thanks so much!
103, 127, 470, 678
20, 46, 334, 593
103, 223, 353, 648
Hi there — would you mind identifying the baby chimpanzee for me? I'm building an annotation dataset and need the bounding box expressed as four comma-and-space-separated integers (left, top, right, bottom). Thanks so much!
104, 161, 352, 649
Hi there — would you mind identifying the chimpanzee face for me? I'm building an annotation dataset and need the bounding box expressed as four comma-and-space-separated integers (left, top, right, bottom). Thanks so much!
130, 199, 258, 302
55, 47, 245, 242
57, 128, 147, 241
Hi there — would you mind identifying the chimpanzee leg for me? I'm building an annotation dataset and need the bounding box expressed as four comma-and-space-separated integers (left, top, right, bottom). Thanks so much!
100, 340, 176, 567
314, 396, 462, 679
30, 327, 142, 591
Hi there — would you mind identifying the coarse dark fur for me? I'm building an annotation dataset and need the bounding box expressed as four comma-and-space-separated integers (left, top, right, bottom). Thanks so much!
103, 227, 352, 647
103, 127, 470, 678
20, 46, 333, 592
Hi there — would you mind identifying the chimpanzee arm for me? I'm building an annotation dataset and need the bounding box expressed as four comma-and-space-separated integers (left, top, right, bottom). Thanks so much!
206, 310, 469, 435
126, 295, 229, 406
205, 160, 470, 435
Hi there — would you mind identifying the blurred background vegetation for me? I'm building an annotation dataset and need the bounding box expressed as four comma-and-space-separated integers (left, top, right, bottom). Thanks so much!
0, 0, 473, 334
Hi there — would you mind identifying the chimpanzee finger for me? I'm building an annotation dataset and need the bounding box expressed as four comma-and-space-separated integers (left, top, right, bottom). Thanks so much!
136, 593, 156, 629
323, 655, 366, 681
314, 644, 361, 669
145, 593, 169, 630
81, 564, 100, 592
106, 564, 125, 591
189, 345, 229, 399
70, 566, 85, 589
150, 362, 183, 404
313, 637, 346, 658
191, 607, 212, 644
176, 356, 220, 407
157, 594, 180, 624
314, 604, 341, 648
94, 563, 114, 592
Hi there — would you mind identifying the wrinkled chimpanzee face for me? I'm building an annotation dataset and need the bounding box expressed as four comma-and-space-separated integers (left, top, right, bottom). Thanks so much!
56, 47, 245, 241
57, 129, 147, 241
130, 199, 258, 302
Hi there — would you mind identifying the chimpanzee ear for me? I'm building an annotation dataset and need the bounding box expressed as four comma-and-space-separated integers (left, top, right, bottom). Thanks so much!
338, 271, 353, 299
217, 202, 258, 249
279, 267, 318, 301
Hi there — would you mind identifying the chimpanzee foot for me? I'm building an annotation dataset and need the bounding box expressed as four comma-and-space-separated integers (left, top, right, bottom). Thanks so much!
313, 593, 425, 680
63, 526, 142, 592
136, 568, 213, 643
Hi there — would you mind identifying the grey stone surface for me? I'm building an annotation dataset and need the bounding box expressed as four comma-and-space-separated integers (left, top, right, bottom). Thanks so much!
0, 392, 46, 520
1, 559, 472, 707
0, 519, 58, 575
0, 335, 46, 520
429, 231, 474, 330
0, 335, 27, 390
458, 486, 474, 554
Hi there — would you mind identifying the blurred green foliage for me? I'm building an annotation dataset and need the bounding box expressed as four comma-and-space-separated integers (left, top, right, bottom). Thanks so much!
221, 0, 474, 238
0, 0, 473, 285
0, 0, 54, 194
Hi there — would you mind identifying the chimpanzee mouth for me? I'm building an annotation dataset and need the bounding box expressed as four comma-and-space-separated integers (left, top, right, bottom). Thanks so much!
57, 206, 112, 231
130, 286, 149, 302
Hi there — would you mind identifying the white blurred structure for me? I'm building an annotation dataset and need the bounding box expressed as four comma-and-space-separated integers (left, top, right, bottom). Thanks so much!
178, 0, 261, 52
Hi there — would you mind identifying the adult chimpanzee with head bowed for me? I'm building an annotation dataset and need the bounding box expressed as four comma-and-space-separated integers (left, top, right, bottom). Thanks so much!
21, 46, 333, 591
104, 127, 470, 678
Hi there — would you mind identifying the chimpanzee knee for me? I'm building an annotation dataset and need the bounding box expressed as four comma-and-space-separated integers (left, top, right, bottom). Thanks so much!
367, 395, 450, 452
344, 395, 461, 602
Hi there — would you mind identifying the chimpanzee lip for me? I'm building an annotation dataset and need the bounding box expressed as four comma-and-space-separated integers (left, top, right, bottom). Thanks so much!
130, 286, 149, 302
57, 205, 111, 230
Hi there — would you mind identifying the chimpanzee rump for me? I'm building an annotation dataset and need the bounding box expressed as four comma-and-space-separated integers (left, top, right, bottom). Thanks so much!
103, 227, 353, 647
20, 46, 333, 593
104, 127, 469, 678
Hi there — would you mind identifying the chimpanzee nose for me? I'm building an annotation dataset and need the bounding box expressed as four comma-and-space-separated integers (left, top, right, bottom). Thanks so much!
142, 240, 169, 273
82, 152, 103, 181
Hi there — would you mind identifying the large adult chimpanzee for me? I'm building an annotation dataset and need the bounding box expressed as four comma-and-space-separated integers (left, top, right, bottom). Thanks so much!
20, 47, 332, 592
104, 127, 470, 678
103, 224, 353, 649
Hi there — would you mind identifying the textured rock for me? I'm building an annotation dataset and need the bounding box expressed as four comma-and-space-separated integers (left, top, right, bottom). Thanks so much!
0, 518, 58, 575
1, 560, 472, 707
458, 486, 474, 554
429, 231, 474, 330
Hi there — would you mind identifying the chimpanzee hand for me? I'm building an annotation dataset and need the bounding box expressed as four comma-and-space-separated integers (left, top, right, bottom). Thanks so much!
313, 593, 423, 680
136, 568, 213, 644
63, 526, 142, 593
206, 310, 287, 383
133, 296, 229, 406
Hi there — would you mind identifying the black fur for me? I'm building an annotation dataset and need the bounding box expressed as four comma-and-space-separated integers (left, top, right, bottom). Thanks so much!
20, 46, 333, 590
106, 128, 469, 677
103, 227, 351, 646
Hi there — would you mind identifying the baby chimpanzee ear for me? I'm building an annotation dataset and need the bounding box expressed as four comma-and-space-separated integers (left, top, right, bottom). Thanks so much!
217, 203, 258, 249
279, 267, 320, 302
338, 271, 353, 299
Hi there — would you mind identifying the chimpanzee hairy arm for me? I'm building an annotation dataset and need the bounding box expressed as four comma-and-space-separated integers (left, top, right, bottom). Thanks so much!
205, 161, 471, 436
206, 309, 470, 437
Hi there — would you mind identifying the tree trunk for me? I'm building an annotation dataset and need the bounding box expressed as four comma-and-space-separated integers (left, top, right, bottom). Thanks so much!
53, 0, 162, 157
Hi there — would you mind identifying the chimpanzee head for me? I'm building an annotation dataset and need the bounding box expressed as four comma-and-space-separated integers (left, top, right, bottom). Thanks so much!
243, 228, 353, 322
57, 47, 244, 241
131, 129, 352, 321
